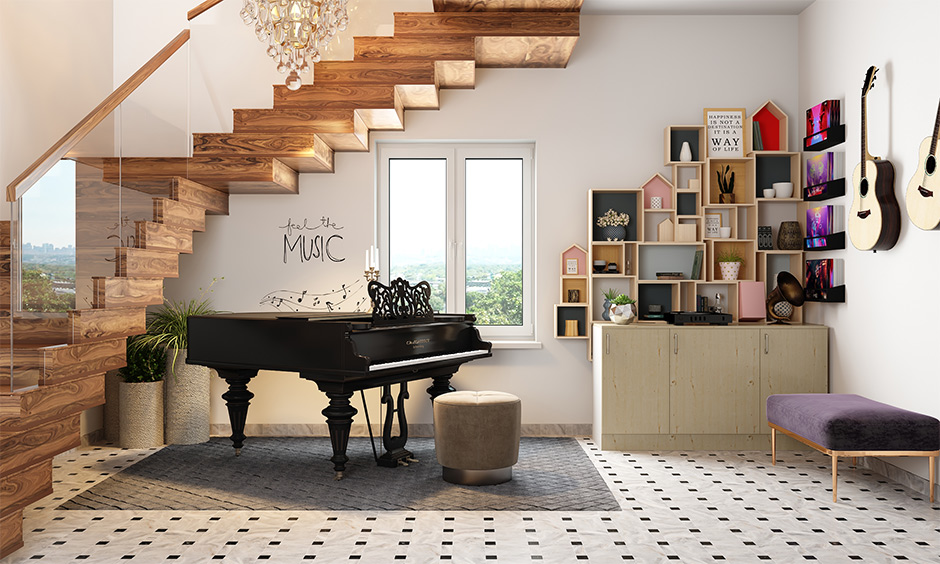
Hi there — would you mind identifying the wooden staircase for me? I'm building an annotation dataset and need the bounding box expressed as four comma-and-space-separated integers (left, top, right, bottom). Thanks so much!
0, 0, 580, 557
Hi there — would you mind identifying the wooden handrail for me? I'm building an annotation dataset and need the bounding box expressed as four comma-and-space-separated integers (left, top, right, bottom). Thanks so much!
188, 0, 226, 21
6, 29, 190, 202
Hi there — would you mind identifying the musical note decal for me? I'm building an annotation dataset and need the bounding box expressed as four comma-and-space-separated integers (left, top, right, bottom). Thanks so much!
259, 277, 368, 312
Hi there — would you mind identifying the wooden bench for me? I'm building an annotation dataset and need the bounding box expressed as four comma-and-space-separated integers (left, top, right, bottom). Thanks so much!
767, 393, 939, 502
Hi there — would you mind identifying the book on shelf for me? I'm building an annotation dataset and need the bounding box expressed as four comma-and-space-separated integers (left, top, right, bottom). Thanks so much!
806, 99, 841, 135
690, 250, 703, 280
656, 271, 684, 280
752, 121, 764, 151
804, 258, 844, 300
805, 152, 844, 187
806, 204, 844, 238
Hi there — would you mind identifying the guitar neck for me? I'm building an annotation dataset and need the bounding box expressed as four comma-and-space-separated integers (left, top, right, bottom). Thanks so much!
930, 98, 940, 157
861, 92, 873, 170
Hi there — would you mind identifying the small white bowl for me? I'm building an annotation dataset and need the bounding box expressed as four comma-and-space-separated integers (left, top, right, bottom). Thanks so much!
763, 188, 775, 199
772, 182, 793, 199
719, 226, 732, 238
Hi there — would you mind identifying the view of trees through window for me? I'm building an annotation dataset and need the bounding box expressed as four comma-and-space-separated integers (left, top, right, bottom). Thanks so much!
20, 160, 76, 312
388, 156, 523, 326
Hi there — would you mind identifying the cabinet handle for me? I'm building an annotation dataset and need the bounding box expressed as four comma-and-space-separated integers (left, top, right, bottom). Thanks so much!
765, 334, 769, 354
606, 333, 610, 355
674, 333, 678, 354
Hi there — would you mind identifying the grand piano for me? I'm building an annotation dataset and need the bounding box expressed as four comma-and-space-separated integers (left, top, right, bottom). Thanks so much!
187, 278, 492, 479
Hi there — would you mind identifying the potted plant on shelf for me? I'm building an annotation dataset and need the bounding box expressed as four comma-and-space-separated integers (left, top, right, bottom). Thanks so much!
608, 293, 637, 325
716, 165, 735, 203
717, 247, 745, 281
132, 277, 222, 445
596, 208, 630, 241
118, 335, 166, 449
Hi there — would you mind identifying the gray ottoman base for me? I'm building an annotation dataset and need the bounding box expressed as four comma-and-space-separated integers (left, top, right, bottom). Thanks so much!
443, 466, 512, 486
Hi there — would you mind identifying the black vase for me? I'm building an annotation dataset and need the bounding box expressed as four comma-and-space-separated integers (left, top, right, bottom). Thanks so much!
602, 299, 611, 321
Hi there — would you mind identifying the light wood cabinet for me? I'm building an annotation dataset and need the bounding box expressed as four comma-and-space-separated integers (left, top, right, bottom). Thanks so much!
593, 324, 828, 450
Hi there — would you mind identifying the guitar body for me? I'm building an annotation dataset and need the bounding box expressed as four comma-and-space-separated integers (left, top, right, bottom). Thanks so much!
849, 158, 899, 251
905, 136, 940, 230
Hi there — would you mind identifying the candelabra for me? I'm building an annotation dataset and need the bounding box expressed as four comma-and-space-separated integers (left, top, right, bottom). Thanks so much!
364, 267, 380, 282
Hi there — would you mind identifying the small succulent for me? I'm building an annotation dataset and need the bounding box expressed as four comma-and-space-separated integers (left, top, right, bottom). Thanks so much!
611, 294, 635, 306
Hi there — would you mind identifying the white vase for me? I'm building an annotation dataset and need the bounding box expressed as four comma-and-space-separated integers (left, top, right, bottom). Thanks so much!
164, 348, 211, 445
719, 261, 741, 281
679, 141, 693, 162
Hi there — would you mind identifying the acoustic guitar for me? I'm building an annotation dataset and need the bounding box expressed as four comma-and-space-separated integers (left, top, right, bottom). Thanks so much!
848, 65, 900, 251
904, 98, 940, 230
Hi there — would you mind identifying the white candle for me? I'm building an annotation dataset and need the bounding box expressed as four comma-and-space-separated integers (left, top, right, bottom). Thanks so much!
374, 247, 379, 269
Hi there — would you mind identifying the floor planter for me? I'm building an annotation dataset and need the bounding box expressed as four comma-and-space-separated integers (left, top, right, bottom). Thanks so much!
119, 380, 164, 449
165, 348, 211, 445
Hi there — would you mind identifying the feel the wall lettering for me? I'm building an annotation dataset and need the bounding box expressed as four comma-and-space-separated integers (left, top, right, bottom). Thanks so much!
280, 216, 346, 264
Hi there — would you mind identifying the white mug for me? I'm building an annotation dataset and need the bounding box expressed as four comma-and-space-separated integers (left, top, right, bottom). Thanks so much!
719, 227, 732, 238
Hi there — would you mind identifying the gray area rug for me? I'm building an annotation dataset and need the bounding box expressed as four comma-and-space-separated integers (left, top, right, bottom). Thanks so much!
59, 437, 620, 512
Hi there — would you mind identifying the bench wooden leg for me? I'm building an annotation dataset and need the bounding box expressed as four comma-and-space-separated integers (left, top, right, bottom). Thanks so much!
771, 427, 776, 466
930, 456, 936, 503
832, 455, 838, 502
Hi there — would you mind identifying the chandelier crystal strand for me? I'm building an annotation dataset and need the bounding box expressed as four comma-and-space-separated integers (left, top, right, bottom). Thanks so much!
240, 0, 348, 91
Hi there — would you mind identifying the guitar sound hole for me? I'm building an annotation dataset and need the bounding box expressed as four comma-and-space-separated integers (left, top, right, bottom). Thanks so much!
927, 155, 936, 175
859, 177, 869, 197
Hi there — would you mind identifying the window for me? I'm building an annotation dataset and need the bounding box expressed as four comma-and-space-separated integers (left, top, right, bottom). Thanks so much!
377, 143, 535, 342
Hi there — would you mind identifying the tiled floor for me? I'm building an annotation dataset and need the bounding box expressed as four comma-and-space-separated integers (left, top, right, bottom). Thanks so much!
2, 439, 938, 563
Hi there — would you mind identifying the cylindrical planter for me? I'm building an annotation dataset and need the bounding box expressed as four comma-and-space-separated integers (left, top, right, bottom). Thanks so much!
165, 348, 211, 445
119, 380, 164, 449
719, 261, 741, 281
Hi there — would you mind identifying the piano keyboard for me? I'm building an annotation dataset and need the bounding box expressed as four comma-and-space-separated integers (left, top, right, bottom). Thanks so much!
369, 349, 490, 372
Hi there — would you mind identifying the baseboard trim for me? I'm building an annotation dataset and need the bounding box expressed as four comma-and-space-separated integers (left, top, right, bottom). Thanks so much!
209, 423, 592, 438
858, 456, 939, 500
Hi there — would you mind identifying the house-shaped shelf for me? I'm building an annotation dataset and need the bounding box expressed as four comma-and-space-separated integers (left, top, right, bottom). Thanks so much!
748, 100, 788, 152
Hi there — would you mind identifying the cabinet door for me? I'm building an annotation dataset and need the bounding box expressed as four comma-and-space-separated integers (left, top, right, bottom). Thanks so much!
670, 328, 760, 434
759, 327, 829, 425
601, 327, 670, 435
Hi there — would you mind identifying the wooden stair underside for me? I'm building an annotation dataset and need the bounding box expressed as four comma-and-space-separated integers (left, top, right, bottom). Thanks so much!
1, 2, 578, 557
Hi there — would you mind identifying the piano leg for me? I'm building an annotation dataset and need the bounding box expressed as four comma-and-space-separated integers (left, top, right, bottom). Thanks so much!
322, 391, 357, 480
426, 374, 456, 400
219, 369, 258, 456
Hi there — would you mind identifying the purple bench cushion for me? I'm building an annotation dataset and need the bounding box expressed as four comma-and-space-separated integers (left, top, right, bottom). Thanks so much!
767, 394, 940, 452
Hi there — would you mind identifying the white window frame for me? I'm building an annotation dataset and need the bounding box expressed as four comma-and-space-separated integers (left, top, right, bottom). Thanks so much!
376, 141, 536, 344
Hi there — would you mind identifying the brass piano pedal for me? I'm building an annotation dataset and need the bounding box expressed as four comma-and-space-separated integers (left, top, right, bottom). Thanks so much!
398, 459, 409, 467
334, 471, 344, 481
235, 448, 242, 457
404, 457, 419, 464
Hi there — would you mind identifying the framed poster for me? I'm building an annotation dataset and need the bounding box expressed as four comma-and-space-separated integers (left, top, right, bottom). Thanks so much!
704, 108, 746, 157
704, 213, 722, 238
566, 258, 579, 275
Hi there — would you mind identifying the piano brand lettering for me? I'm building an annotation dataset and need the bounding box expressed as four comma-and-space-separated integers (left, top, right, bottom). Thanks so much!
406, 338, 431, 348
279, 216, 345, 264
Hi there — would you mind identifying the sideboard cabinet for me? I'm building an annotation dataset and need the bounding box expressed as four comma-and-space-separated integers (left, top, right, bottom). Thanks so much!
592, 324, 828, 450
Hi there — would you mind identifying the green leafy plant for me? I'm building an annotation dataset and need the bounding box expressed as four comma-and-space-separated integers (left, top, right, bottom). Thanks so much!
131, 277, 222, 375
611, 294, 635, 306
717, 247, 745, 264
716, 165, 735, 194
119, 335, 165, 383
602, 288, 619, 302
596, 208, 630, 227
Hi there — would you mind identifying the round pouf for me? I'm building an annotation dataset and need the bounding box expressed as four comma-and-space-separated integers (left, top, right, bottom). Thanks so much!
433, 390, 522, 486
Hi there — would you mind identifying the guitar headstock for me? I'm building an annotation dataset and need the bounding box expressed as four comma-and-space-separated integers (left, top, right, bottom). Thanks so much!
862, 65, 878, 97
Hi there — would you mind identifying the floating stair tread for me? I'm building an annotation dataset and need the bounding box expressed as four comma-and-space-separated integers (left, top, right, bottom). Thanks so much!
105, 158, 298, 195
476, 35, 578, 67
393, 11, 580, 36
433, 0, 583, 11
231, 110, 372, 152
69, 306, 146, 343
0, 413, 81, 476
0, 460, 52, 517
115, 248, 179, 279
273, 84, 399, 109
192, 133, 336, 171
0, 315, 70, 346
0, 373, 104, 434
354, 35, 475, 61
153, 198, 206, 232
92, 277, 164, 309
312, 60, 438, 86
135, 221, 194, 253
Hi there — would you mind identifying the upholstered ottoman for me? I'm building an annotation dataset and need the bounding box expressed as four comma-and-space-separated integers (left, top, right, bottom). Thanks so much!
433, 391, 522, 486
767, 393, 939, 502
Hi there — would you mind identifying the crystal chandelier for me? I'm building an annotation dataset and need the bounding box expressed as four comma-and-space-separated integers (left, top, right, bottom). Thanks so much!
240, 0, 349, 91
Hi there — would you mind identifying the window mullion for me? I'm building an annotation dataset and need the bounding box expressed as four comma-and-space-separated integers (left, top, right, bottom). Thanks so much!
446, 149, 464, 313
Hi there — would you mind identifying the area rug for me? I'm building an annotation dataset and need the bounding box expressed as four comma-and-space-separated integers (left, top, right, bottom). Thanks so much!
58, 437, 620, 512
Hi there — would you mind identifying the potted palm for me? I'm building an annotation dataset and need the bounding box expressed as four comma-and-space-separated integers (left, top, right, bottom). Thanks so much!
133, 278, 221, 445
716, 165, 735, 203
718, 248, 744, 281
119, 335, 165, 448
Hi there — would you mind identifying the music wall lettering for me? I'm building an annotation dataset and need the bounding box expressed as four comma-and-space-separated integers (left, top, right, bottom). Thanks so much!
279, 215, 346, 264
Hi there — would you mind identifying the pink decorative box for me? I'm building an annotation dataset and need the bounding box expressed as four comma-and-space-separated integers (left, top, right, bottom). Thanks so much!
738, 281, 766, 321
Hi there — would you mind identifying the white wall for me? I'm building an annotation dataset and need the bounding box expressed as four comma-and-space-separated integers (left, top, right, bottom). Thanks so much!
798, 0, 940, 481
0, 0, 113, 209
161, 13, 800, 429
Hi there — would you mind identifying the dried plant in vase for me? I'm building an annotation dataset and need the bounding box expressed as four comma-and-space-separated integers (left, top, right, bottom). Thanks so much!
596, 208, 630, 241
716, 165, 735, 203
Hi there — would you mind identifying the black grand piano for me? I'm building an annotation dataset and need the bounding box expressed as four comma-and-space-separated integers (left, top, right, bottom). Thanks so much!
187, 278, 492, 479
